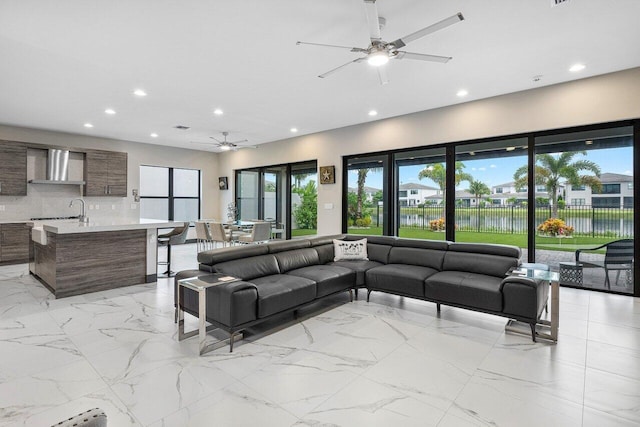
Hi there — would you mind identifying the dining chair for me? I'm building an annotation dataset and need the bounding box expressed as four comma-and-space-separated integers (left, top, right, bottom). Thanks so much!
237, 221, 272, 244
194, 221, 213, 252
209, 222, 235, 247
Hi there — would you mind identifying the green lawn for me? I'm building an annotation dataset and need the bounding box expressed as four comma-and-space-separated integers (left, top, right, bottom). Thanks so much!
291, 228, 317, 237
347, 227, 616, 253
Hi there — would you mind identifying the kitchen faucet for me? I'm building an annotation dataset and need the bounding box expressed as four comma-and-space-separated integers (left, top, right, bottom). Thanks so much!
69, 198, 89, 223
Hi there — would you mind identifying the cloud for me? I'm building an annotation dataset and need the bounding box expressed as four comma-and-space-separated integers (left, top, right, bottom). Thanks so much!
624, 170, 632, 175
471, 167, 477, 171
478, 167, 486, 171
490, 164, 497, 168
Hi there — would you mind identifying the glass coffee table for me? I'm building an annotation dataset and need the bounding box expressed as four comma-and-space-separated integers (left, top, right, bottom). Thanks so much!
177, 274, 241, 355
504, 267, 559, 342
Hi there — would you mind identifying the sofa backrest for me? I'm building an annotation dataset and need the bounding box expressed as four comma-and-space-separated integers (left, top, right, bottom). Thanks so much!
267, 239, 311, 253
198, 244, 269, 266
275, 248, 320, 273
387, 239, 448, 270
214, 254, 280, 280
344, 235, 395, 264
443, 242, 520, 277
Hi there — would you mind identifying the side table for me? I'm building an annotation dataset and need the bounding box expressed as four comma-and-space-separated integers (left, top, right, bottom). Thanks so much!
177, 274, 241, 355
559, 261, 583, 286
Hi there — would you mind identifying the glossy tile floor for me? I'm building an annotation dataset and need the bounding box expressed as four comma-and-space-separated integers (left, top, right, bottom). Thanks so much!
1, 243, 639, 426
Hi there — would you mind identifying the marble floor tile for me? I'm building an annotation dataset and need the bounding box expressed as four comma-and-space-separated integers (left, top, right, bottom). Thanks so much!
148, 382, 299, 427
587, 320, 640, 350
299, 376, 445, 427
111, 359, 237, 426
586, 340, 640, 381
584, 367, 640, 423
582, 406, 639, 427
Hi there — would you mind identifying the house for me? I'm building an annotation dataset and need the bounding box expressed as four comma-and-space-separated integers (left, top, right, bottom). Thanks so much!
0, 2, 638, 426
565, 172, 634, 208
398, 182, 439, 206
490, 182, 564, 206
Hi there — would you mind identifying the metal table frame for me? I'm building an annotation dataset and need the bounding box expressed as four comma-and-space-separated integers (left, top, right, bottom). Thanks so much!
505, 268, 559, 342
177, 275, 243, 355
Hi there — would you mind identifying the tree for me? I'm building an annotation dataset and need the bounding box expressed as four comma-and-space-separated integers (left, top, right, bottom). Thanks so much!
292, 180, 317, 229
514, 152, 601, 217
292, 172, 313, 190
418, 162, 473, 211
467, 180, 490, 209
355, 168, 381, 219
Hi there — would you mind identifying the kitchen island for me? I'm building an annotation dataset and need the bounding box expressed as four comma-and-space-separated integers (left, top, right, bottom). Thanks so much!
30, 218, 183, 298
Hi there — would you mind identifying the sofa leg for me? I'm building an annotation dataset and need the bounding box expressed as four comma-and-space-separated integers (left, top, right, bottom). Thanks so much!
545, 303, 548, 314
293, 310, 299, 319
530, 323, 537, 342
229, 332, 235, 352
436, 303, 441, 313
349, 289, 353, 302
354, 289, 359, 300
366, 290, 372, 302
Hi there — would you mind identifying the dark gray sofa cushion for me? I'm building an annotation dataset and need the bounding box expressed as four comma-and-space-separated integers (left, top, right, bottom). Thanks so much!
442, 251, 518, 278
329, 260, 383, 286
393, 238, 449, 251
367, 243, 392, 264
287, 265, 356, 297
501, 276, 550, 322
313, 243, 334, 265
366, 264, 438, 297
250, 274, 317, 318
214, 254, 280, 281
388, 247, 445, 270
275, 248, 320, 273
425, 271, 503, 312
198, 244, 269, 265
268, 239, 311, 253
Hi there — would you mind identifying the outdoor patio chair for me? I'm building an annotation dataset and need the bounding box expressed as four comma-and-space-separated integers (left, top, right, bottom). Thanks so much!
575, 239, 634, 289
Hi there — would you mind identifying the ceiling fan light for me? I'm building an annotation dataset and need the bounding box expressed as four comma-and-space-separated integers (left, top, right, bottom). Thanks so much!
220, 145, 231, 151
367, 51, 389, 67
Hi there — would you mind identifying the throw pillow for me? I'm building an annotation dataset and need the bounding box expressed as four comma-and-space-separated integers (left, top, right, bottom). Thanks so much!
333, 238, 368, 261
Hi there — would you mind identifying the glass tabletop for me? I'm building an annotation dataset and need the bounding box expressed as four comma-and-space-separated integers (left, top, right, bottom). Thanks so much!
510, 267, 559, 282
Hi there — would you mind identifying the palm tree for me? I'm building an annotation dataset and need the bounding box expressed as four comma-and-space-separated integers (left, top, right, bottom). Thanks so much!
418, 162, 473, 211
355, 168, 382, 220
467, 180, 490, 208
513, 151, 601, 217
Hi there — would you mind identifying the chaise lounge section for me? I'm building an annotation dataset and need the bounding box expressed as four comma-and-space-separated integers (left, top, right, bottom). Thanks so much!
176, 235, 549, 351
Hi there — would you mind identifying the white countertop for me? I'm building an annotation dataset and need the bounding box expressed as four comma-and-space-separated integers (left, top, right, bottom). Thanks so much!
36, 218, 185, 234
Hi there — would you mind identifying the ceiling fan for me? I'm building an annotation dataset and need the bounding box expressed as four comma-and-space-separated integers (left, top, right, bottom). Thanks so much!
297, 0, 464, 85
191, 131, 257, 151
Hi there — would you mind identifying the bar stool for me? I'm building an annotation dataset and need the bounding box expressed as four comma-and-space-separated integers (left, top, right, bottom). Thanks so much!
195, 221, 213, 252
158, 222, 190, 277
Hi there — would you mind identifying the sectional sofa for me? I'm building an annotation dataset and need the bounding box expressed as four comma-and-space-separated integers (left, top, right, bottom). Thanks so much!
175, 235, 549, 351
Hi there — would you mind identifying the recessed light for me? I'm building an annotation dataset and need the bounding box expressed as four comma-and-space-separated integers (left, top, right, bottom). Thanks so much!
456, 89, 468, 97
368, 110, 378, 116
569, 63, 585, 73
290, 128, 298, 133
83, 123, 93, 128
150, 133, 158, 138
133, 89, 147, 97
104, 108, 116, 115
213, 108, 223, 115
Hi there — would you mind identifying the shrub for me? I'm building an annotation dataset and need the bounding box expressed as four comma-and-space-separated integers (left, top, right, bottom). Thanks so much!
537, 218, 574, 237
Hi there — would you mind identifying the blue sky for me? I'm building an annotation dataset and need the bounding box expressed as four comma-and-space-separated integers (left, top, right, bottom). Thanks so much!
349, 147, 633, 191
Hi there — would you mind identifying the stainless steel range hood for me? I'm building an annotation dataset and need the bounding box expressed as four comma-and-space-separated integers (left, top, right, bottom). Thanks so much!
29, 149, 85, 185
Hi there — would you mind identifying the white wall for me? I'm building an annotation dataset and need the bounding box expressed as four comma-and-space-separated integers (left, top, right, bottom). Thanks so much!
0, 126, 219, 221
217, 67, 640, 235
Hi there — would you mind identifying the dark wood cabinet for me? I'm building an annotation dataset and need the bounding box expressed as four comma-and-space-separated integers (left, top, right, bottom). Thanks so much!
0, 141, 27, 196
84, 150, 127, 197
0, 223, 30, 264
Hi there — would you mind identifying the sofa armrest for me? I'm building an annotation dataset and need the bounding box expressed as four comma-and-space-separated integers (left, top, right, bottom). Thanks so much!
500, 276, 549, 323
180, 281, 259, 328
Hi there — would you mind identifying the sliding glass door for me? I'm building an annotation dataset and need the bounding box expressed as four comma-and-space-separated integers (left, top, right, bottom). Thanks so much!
534, 126, 634, 294
291, 162, 318, 237
345, 155, 389, 236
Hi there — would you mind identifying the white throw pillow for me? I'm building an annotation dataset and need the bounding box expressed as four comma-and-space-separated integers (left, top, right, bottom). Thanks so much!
333, 238, 369, 261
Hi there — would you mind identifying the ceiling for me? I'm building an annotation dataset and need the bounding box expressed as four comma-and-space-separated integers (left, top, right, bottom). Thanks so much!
1, 0, 640, 152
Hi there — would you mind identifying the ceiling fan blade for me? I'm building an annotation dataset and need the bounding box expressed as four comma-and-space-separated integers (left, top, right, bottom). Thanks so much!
296, 41, 366, 53
318, 57, 366, 78
394, 51, 452, 63
191, 141, 216, 145
390, 12, 464, 49
209, 136, 223, 143
377, 66, 389, 85
363, 0, 382, 41
229, 139, 249, 145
